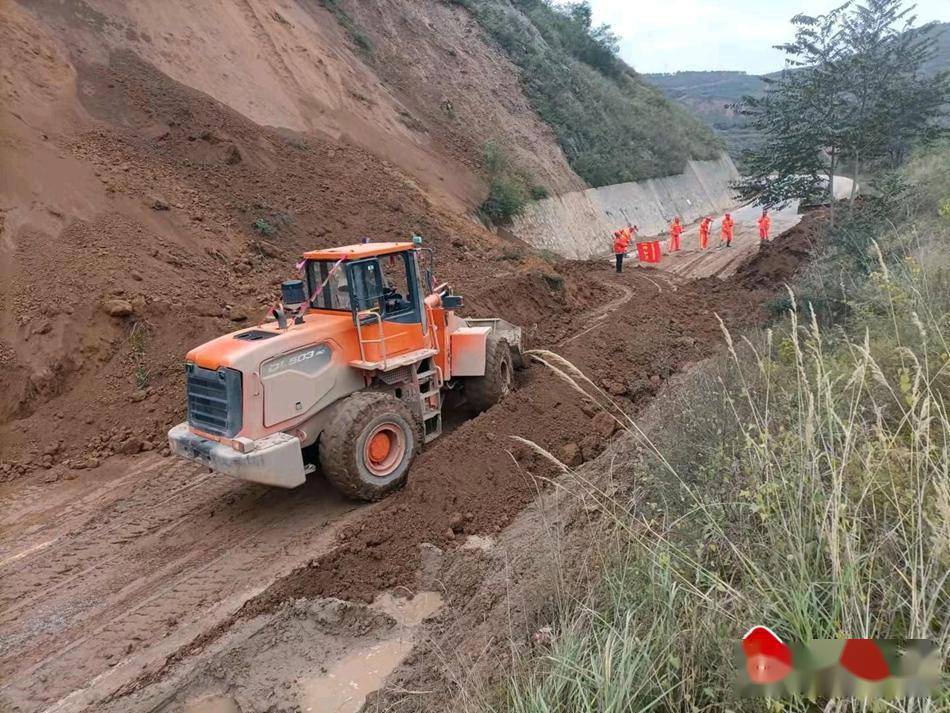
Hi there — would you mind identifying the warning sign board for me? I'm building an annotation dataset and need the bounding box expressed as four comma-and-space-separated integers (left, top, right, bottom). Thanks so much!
636, 241, 662, 264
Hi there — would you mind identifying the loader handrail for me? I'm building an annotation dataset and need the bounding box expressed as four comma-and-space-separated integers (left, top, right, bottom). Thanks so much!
355, 310, 388, 368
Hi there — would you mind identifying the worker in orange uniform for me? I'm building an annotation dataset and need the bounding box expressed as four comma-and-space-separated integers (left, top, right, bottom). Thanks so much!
758, 209, 771, 242
721, 212, 735, 248
625, 222, 638, 245
699, 216, 712, 250
612, 228, 630, 273
669, 217, 684, 252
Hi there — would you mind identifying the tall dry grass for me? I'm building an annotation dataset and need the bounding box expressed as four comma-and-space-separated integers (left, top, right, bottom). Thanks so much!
482, 232, 950, 711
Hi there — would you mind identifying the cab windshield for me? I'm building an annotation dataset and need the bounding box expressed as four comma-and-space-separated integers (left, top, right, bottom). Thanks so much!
306, 260, 351, 311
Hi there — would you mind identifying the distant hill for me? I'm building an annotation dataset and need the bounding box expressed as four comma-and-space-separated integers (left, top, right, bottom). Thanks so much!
917, 21, 950, 75
645, 22, 949, 160
643, 71, 769, 158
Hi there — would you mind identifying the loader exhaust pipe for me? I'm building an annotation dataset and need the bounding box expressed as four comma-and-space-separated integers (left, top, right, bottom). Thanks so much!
274, 279, 307, 328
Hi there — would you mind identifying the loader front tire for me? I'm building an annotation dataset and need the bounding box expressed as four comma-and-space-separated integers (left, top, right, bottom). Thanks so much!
465, 336, 513, 413
319, 392, 420, 501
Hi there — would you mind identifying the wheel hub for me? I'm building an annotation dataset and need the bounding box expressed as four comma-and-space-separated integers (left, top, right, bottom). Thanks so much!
363, 423, 406, 477
369, 432, 392, 462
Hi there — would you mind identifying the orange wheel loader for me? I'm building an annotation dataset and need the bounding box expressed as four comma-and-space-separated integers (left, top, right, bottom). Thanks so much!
167, 240, 522, 500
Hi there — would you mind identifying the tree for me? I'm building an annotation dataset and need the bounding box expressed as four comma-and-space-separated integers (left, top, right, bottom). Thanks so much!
737, 4, 852, 224
838, 1, 948, 202
557, 1, 621, 76
735, 0, 948, 225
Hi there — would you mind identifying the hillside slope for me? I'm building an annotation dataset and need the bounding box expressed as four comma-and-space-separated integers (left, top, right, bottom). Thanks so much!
448, 0, 724, 186
0, 0, 742, 479
11, 0, 588, 205
0, 0, 603, 476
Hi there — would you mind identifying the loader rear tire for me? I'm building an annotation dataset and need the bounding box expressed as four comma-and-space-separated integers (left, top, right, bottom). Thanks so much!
319, 392, 421, 501
465, 336, 513, 413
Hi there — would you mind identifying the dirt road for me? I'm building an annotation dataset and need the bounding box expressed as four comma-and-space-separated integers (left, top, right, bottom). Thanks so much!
0, 455, 363, 711
653, 178, 853, 280
0, 255, 781, 712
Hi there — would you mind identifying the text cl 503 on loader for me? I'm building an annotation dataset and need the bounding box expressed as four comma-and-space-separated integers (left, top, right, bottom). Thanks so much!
168, 240, 522, 500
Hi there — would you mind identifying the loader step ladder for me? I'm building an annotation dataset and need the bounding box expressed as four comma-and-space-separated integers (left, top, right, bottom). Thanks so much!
349, 348, 438, 371
416, 366, 444, 444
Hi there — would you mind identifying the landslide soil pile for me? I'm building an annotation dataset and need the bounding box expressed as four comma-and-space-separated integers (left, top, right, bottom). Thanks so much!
116, 250, 785, 703
735, 210, 828, 288
247, 271, 769, 605
0, 2, 600, 483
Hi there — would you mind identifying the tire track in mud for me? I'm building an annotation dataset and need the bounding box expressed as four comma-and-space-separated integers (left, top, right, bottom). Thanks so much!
558, 279, 634, 347
0, 455, 360, 712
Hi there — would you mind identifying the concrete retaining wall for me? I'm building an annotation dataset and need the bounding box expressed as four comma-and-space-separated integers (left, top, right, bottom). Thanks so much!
511, 153, 740, 259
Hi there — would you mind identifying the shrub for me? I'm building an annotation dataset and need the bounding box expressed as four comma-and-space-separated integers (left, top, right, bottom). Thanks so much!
529, 184, 550, 200
477, 140, 546, 223
319, 0, 373, 55
253, 218, 276, 237
481, 175, 530, 223
480, 140, 510, 177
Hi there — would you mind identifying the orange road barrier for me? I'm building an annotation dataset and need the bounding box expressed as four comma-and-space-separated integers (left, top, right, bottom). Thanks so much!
636, 240, 662, 263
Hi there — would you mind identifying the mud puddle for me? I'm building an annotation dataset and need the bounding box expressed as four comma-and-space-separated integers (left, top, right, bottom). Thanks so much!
302, 591, 443, 712
162, 592, 444, 713
299, 639, 412, 713
371, 590, 444, 627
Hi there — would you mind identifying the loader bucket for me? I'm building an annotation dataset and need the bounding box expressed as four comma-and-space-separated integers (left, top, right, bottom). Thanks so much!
465, 318, 524, 367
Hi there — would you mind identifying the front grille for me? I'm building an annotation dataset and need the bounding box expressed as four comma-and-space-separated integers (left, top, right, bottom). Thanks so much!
186, 364, 243, 437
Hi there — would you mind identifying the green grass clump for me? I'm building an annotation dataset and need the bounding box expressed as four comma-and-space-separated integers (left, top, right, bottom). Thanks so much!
477, 140, 549, 223
482, 176, 531, 223
253, 218, 275, 237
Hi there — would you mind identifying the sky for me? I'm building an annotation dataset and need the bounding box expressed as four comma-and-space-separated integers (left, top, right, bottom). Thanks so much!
587, 0, 949, 75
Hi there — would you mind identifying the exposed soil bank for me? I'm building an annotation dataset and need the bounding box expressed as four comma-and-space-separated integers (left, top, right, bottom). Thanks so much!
0, 29, 593, 485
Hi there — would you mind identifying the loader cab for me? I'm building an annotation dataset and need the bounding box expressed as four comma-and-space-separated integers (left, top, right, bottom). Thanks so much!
304, 245, 424, 324
303, 243, 430, 366
347, 251, 424, 325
